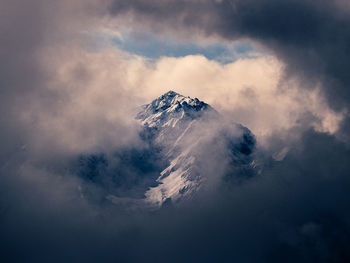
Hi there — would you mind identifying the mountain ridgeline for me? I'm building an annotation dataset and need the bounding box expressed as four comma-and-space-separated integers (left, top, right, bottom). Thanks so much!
77, 91, 256, 209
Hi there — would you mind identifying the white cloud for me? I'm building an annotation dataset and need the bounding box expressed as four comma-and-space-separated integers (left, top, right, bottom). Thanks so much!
20, 36, 343, 155
140, 55, 344, 142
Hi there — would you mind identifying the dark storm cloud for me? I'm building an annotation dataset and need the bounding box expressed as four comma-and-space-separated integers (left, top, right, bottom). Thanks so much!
0, 1, 143, 262
135, 130, 350, 263
0, 0, 47, 158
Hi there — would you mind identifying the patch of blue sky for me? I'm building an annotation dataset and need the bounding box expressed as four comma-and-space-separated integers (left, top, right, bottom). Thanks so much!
93, 30, 266, 64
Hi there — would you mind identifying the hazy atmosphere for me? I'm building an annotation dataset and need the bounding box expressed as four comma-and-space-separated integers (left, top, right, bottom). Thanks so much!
1, 0, 350, 262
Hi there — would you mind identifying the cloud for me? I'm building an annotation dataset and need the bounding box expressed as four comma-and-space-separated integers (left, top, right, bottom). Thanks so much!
26, 44, 341, 153
1, 0, 350, 262
108, 0, 350, 114
140, 55, 343, 140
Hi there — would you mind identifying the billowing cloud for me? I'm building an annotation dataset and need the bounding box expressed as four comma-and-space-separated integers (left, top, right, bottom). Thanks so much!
139, 55, 343, 139
108, 0, 350, 113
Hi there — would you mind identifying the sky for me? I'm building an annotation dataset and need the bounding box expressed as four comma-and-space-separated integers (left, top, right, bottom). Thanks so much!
100, 30, 259, 63
1, 0, 350, 262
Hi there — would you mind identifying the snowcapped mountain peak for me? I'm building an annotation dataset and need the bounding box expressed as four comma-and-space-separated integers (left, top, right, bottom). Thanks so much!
148, 90, 209, 113
136, 91, 214, 129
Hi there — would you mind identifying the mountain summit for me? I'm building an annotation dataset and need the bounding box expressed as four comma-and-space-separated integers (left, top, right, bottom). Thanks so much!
136, 90, 215, 130
139, 90, 210, 117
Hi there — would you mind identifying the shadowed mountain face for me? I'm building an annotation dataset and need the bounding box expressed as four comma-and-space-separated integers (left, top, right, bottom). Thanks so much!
77, 91, 256, 208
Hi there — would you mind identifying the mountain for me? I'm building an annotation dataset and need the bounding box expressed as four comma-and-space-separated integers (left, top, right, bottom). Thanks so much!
77, 91, 256, 209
